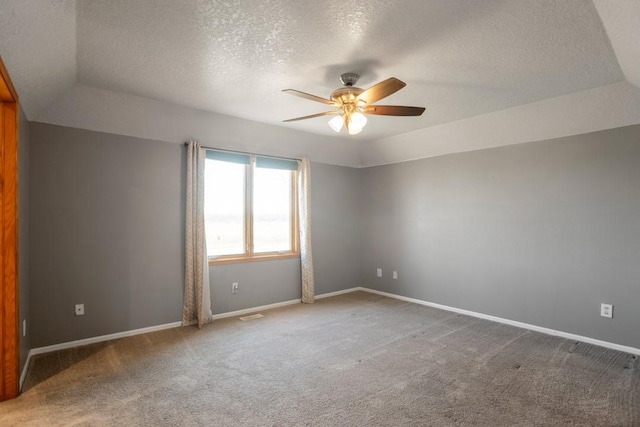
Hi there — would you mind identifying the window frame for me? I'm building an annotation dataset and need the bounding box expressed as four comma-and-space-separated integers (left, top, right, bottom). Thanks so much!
207, 154, 300, 265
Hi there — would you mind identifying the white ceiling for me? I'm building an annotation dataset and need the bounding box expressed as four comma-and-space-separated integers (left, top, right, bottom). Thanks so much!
0, 0, 76, 117
1, 0, 640, 166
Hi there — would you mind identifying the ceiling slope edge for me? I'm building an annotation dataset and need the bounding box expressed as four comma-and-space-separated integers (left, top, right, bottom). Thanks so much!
0, 0, 77, 119
361, 81, 640, 168
592, 0, 640, 89
35, 83, 361, 168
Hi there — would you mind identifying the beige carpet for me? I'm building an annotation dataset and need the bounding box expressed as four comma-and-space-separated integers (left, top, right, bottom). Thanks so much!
1, 291, 638, 426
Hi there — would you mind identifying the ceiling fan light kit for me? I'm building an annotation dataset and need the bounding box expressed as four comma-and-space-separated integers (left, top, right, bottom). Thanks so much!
328, 114, 344, 132
283, 73, 425, 135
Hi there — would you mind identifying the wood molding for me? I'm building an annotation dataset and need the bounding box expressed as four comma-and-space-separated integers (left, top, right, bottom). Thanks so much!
0, 55, 20, 401
0, 58, 18, 103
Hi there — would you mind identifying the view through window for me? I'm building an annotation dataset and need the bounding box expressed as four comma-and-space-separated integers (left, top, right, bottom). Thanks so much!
204, 152, 298, 262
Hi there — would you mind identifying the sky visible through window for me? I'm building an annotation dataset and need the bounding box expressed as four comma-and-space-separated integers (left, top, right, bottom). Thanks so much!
253, 167, 292, 253
204, 159, 292, 256
205, 159, 245, 256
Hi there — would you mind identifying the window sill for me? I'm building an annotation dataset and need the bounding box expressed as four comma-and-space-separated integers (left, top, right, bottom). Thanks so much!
208, 253, 300, 266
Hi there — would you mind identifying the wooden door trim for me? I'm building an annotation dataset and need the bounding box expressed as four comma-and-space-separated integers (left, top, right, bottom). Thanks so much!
0, 55, 20, 401
0, 58, 18, 102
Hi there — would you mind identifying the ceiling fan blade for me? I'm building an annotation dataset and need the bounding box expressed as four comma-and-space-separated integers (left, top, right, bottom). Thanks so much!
283, 110, 338, 122
363, 105, 425, 116
282, 89, 338, 106
357, 77, 406, 104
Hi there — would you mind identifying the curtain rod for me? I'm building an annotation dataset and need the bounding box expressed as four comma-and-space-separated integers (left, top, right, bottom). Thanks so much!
183, 142, 301, 162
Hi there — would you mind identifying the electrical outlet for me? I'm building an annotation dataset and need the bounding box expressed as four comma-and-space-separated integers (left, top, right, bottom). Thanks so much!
393, 271, 398, 280
376, 268, 382, 277
600, 303, 613, 318
232, 282, 239, 294
22, 319, 26, 337
75, 304, 85, 316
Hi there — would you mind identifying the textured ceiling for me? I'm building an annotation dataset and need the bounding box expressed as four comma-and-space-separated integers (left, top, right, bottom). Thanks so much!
74, 0, 623, 140
592, 0, 640, 89
0, 0, 638, 147
0, 0, 76, 118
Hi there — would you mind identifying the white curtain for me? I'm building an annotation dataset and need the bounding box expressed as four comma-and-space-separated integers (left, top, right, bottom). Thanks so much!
183, 141, 213, 327
298, 158, 315, 303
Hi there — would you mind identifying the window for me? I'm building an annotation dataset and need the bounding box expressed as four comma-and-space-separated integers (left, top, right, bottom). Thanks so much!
204, 151, 299, 264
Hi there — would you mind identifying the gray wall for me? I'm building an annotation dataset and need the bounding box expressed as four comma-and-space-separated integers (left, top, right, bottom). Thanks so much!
209, 162, 361, 314
19, 107, 30, 371
30, 123, 185, 347
361, 125, 640, 349
29, 123, 362, 347
210, 259, 301, 314
310, 163, 362, 295
30, 119, 639, 350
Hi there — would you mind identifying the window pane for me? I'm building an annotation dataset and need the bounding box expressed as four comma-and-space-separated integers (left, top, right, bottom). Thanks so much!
253, 167, 293, 253
204, 159, 245, 256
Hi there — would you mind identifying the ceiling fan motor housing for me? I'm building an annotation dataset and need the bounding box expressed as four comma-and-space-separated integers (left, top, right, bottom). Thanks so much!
339, 72, 360, 87
333, 73, 365, 106
331, 87, 364, 104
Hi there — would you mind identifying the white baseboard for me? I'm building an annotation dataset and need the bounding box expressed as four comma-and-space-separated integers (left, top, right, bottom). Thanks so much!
359, 287, 640, 356
23, 289, 350, 371
315, 287, 362, 300
21, 321, 183, 391
19, 351, 33, 391
22, 285, 636, 392
211, 299, 301, 320
211, 287, 363, 320
29, 322, 183, 357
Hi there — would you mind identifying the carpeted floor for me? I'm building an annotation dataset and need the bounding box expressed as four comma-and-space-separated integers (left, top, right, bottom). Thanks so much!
1, 291, 638, 426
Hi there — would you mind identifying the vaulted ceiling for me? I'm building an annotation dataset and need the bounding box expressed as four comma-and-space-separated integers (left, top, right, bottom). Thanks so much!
1, 1, 640, 167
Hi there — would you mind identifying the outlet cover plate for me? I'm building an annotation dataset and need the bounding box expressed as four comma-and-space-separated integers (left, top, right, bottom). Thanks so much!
75, 304, 85, 316
600, 303, 613, 318
376, 268, 382, 277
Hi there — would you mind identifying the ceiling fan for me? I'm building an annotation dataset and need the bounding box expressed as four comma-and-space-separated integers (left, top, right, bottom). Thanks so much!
282, 73, 425, 135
